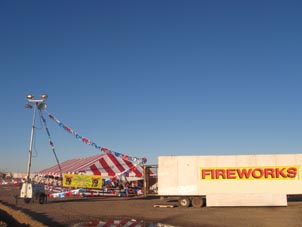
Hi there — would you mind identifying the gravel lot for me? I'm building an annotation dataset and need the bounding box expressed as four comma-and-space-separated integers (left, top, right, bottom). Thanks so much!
1, 185, 302, 227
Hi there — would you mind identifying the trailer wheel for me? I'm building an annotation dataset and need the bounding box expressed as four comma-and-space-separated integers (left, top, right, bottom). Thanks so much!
39, 194, 46, 204
24, 198, 31, 204
191, 197, 205, 208
178, 197, 191, 207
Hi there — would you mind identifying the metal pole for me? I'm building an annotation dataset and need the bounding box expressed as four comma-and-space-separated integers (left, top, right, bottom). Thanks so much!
26, 102, 37, 183
143, 165, 147, 197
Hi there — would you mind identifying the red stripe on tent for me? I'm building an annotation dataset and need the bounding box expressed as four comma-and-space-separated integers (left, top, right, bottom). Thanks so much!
103, 219, 115, 227
129, 221, 143, 227
73, 220, 143, 227
104, 219, 135, 227
99, 158, 116, 176
124, 159, 142, 177
107, 153, 126, 173
90, 164, 101, 175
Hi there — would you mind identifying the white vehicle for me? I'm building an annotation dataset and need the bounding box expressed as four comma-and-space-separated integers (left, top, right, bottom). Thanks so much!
144, 154, 302, 207
20, 182, 47, 204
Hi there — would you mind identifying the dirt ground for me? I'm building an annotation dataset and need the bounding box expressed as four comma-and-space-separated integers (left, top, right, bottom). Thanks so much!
1, 185, 302, 227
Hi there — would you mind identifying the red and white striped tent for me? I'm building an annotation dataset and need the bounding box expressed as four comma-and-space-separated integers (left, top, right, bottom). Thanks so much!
75, 219, 145, 227
36, 153, 145, 180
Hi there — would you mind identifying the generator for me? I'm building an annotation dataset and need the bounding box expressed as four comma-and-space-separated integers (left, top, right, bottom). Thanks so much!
20, 182, 47, 204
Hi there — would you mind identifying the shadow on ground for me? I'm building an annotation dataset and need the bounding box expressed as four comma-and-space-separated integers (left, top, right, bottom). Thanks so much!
0, 200, 66, 227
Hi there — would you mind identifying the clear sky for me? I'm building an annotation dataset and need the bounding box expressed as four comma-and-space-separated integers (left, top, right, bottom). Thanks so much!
1, 1, 302, 173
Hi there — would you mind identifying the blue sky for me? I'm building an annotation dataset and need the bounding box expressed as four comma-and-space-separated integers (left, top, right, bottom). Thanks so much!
0, 1, 301, 173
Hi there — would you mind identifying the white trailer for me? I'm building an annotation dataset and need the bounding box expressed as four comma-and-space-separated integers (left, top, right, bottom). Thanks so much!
145, 154, 302, 207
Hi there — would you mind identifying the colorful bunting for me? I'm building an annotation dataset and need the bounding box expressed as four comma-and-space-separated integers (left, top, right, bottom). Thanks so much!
46, 111, 147, 165
39, 110, 63, 178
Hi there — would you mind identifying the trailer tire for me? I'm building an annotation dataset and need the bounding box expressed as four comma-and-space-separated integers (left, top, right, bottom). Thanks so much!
24, 198, 31, 204
178, 197, 191, 207
39, 194, 46, 204
191, 197, 205, 208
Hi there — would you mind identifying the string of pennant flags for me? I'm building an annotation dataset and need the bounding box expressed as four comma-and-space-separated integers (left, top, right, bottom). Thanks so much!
39, 110, 63, 178
45, 110, 147, 165
112, 162, 140, 181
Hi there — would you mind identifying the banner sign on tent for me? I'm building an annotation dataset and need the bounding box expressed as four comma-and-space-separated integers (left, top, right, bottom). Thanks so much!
63, 174, 102, 189
47, 111, 147, 165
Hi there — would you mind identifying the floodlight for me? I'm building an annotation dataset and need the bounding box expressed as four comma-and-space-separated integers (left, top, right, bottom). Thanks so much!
26, 94, 34, 100
41, 94, 48, 100
38, 103, 47, 110
25, 104, 33, 109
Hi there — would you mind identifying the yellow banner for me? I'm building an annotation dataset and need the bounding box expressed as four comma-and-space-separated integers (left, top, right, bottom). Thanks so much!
63, 174, 102, 188
200, 166, 299, 180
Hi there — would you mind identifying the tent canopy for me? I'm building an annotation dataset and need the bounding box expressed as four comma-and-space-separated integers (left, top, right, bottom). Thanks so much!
37, 153, 145, 180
